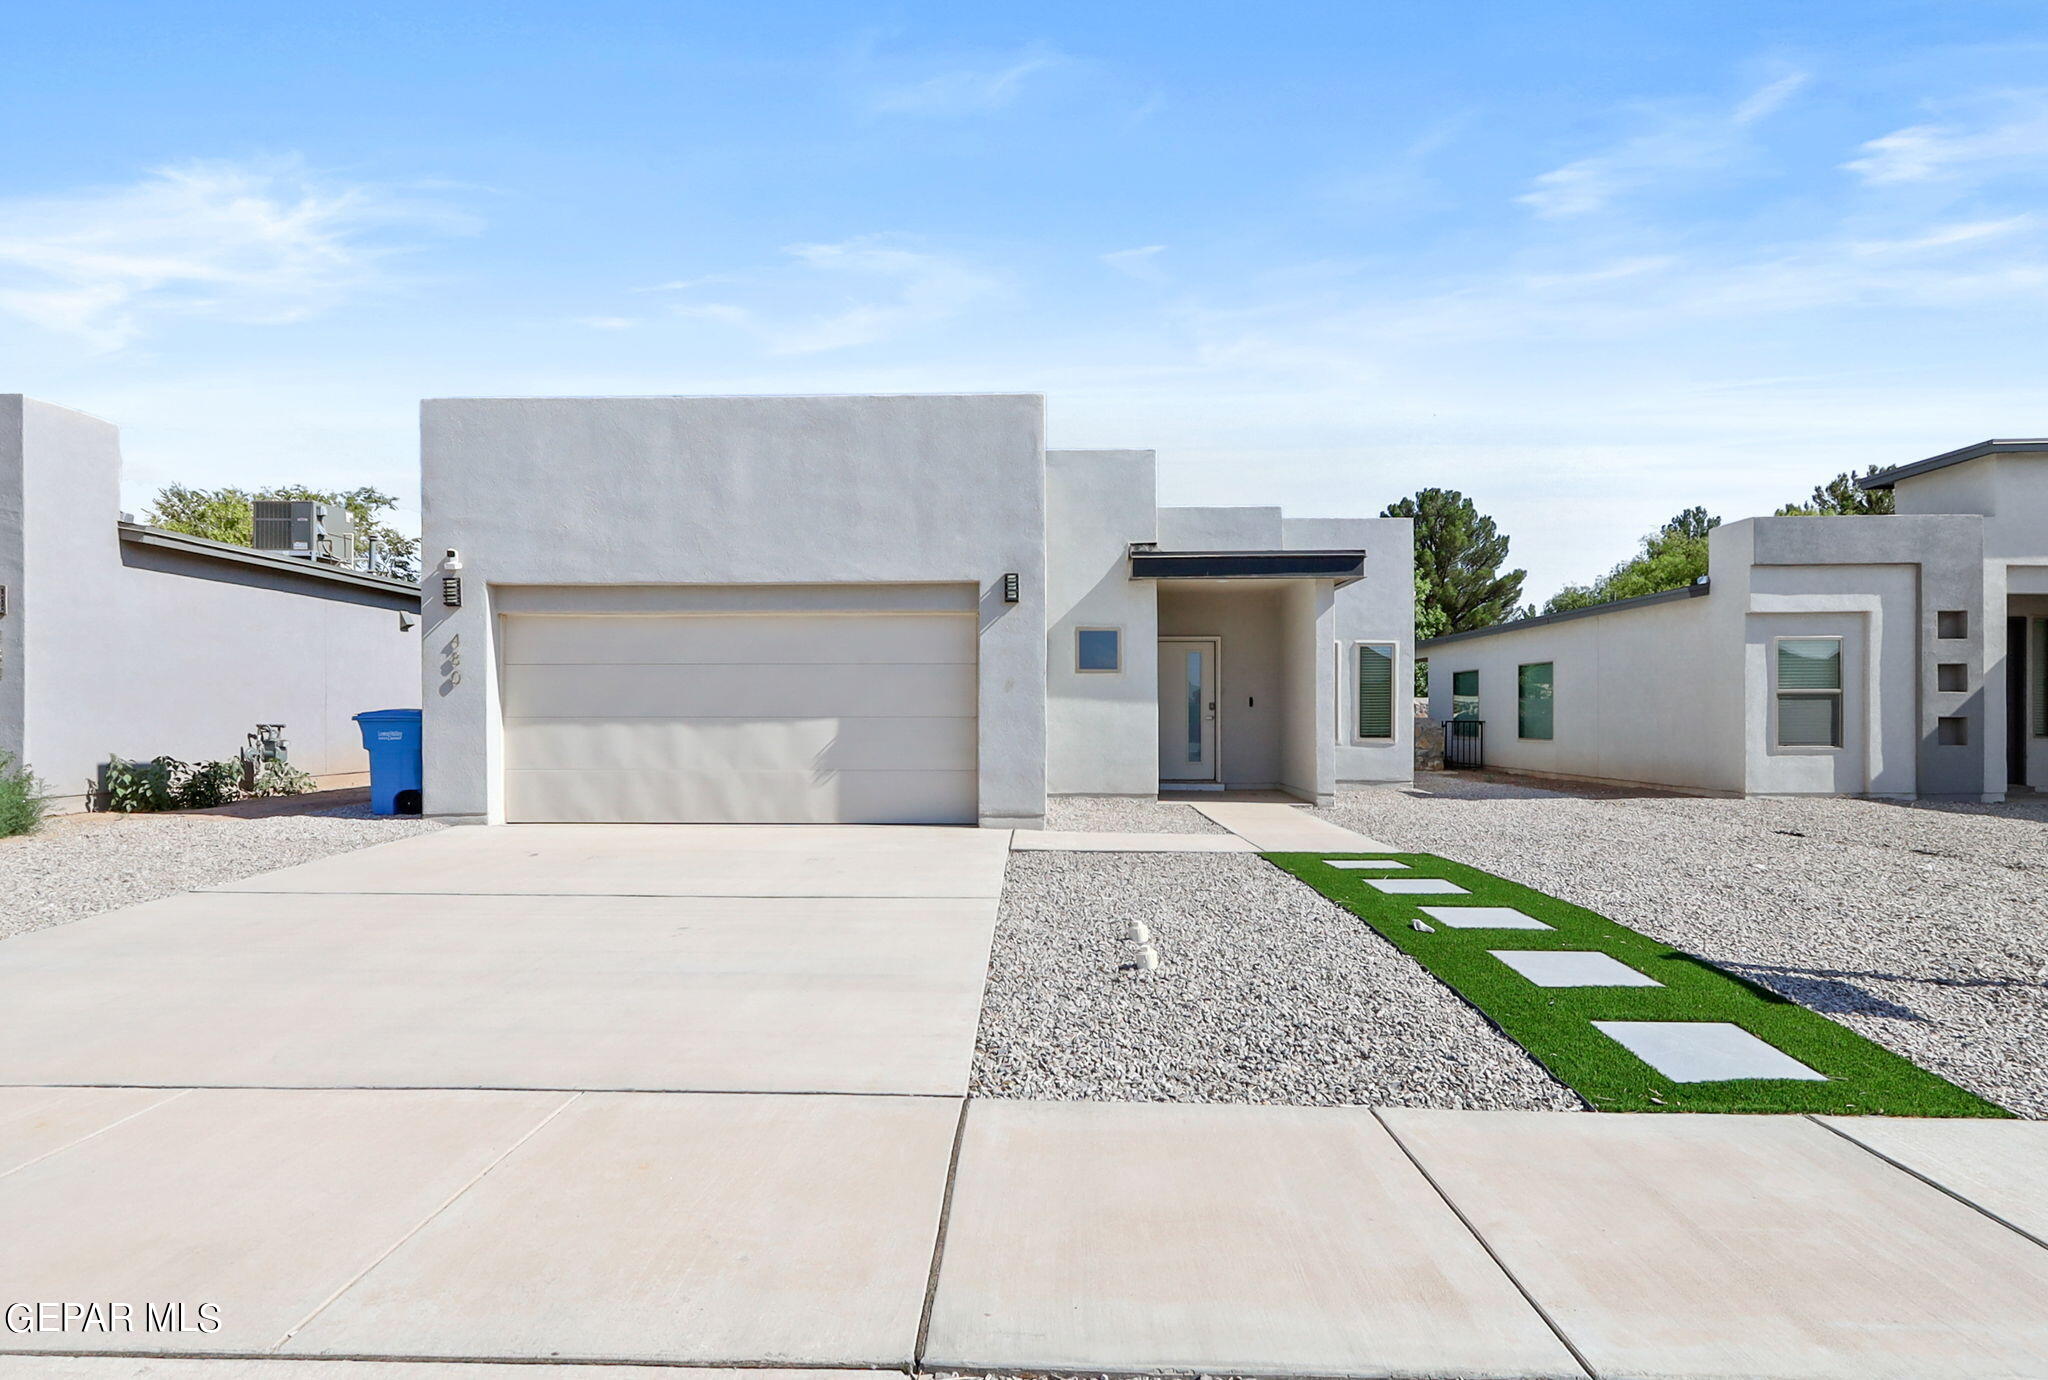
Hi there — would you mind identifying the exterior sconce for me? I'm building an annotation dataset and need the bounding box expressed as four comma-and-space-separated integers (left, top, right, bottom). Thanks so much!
442, 576, 463, 608
1003, 572, 1019, 603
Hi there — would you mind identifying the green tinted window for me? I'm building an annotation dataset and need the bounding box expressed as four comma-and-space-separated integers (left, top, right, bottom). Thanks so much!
1451, 669, 1479, 720
1518, 662, 1554, 740
1356, 643, 1395, 739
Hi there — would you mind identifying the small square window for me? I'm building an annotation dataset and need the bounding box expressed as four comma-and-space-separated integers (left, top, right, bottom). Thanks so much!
1075, 627, 1122, 673
1937, 716, 1969, 746
1936, 663, 1968, 693
1937, 610, 1969, 639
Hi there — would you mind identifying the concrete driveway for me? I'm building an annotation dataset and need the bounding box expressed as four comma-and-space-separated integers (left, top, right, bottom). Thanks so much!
0, 824, 1011, 1096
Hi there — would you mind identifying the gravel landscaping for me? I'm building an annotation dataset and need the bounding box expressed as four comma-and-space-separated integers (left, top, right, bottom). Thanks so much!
0, 808, 446, 941
973, 850, 1583, 1110
1316, 774, 2048, 1118
1044, 795, 1228, 833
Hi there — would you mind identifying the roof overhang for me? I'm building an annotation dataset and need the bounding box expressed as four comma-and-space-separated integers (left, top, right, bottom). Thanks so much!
1859, 439, 2048, 490
118, 522, 422, 600
1128, 546, 1365, 587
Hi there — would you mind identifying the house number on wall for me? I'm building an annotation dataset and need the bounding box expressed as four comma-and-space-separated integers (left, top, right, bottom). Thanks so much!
441, 633, 464, 693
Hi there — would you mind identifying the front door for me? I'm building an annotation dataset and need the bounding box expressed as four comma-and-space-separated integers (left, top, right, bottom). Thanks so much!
1158, 637, 1220, 782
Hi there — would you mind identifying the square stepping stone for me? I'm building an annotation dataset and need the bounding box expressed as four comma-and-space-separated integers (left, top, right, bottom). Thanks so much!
1418, 905, 1552, 930
1326, 859, 1409, 869
1490, 950, 1661, 986
1366, 878, 1468, 895
1593, 1021, 1826, 1083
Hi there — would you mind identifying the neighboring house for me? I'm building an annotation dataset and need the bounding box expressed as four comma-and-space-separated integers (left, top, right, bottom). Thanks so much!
0, 396, 423, 811
419, 393, 1413, 826
1418, 438, 2048, 801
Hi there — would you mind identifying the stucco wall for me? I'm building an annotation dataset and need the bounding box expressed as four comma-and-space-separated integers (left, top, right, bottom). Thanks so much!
1748, 514, 1989, 798
0, 398, 24, 779
5, 397, 420, 810
420, 393, 1049, 826
1424, 586, 1743, 793
1045, 450, 1158, 795
1285, 516, 1414, 786
1156, 506, 1283, 551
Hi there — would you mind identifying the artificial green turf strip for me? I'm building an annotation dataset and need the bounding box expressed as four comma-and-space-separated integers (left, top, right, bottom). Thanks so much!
1266, 852, 2011, 1117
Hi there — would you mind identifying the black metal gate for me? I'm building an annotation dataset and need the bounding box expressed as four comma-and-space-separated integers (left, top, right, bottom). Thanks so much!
1443, 719, 1484, 770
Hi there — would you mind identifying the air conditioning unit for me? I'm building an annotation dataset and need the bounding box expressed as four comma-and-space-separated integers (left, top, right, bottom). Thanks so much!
253, 500, 355, 566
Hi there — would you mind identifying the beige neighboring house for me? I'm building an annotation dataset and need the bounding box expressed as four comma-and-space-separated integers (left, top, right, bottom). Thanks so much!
1419, 438, 2048, 801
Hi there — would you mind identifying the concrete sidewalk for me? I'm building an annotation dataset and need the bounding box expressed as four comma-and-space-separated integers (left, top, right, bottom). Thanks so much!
3, 1093, 2044, 1375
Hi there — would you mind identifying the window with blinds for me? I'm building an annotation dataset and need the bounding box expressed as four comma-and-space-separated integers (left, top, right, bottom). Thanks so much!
1451, 669, 1479, 720
1355, 643, 1395, 740
1518, 662, 1554, 740
1776, 637, 1842, 748
2035, 618, 2048, 739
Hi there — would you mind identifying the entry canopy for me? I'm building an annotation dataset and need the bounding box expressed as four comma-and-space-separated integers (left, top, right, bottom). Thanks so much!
1127, 546, 1366, 587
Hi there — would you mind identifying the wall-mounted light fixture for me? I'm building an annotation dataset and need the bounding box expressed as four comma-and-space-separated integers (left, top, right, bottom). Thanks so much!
442, 576, 463, 608
1002, 572, 1020, 604
0, 585, 8, 617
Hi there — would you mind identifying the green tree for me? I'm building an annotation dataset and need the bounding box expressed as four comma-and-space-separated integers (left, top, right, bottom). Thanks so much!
144, 484, 419, 577
1775, 467, 1896, 516
1544, 508, 1718, 614
145, 484, 256, 544
1383, 488, 1526, 634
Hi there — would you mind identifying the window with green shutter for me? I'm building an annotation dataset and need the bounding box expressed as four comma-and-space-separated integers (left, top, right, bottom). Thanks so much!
1776, 637, 1842, 748
1518, 662, 1554, 740
1451, 669, 1479, 720
1355, 643, 1395, 739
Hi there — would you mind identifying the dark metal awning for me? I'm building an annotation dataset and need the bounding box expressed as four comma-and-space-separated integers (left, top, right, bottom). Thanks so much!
1127, 547, 1366, 587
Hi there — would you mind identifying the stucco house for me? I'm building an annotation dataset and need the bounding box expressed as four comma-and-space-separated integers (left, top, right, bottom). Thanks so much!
418, 393, 1413, 826
1418, 438, 2048, 801
1, 396, 423, 811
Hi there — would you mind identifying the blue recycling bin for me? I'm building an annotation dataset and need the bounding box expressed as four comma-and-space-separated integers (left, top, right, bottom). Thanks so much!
353, 708, 423, 815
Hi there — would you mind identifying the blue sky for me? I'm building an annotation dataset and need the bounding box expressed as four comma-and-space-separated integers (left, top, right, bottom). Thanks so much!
4, 1, 2045, 600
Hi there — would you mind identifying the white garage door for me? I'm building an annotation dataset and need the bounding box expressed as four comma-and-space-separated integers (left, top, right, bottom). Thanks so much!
500, 611, 978, 823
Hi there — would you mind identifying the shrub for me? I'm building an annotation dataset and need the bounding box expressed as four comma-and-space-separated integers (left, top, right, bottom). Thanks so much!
248, 760, 315, 798
0, 753, 49, 837
102, 754, 178, 812
174, 759, 244, 809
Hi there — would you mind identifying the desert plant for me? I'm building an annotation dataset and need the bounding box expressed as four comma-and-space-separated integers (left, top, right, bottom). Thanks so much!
0, 753, 49, 836
174, 759, 244, 809
102, 754, 178, 812
248, 760, 316, 797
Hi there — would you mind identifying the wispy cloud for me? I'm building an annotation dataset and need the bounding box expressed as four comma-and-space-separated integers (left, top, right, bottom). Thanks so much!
659, 236, 1006, 354
1101, 244, 1168, 281
1843, 90, 2048, 185
869, 43, 1068, 116
1519, 71, 1809, 219
0, 157, 473, 349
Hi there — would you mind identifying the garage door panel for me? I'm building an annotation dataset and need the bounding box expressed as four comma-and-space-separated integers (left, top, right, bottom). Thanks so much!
502, 662, 977, 720
498, 606, 980, 824
502, 612, 974, 667
504, 769, 978, 825
502, 716, 979, 773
